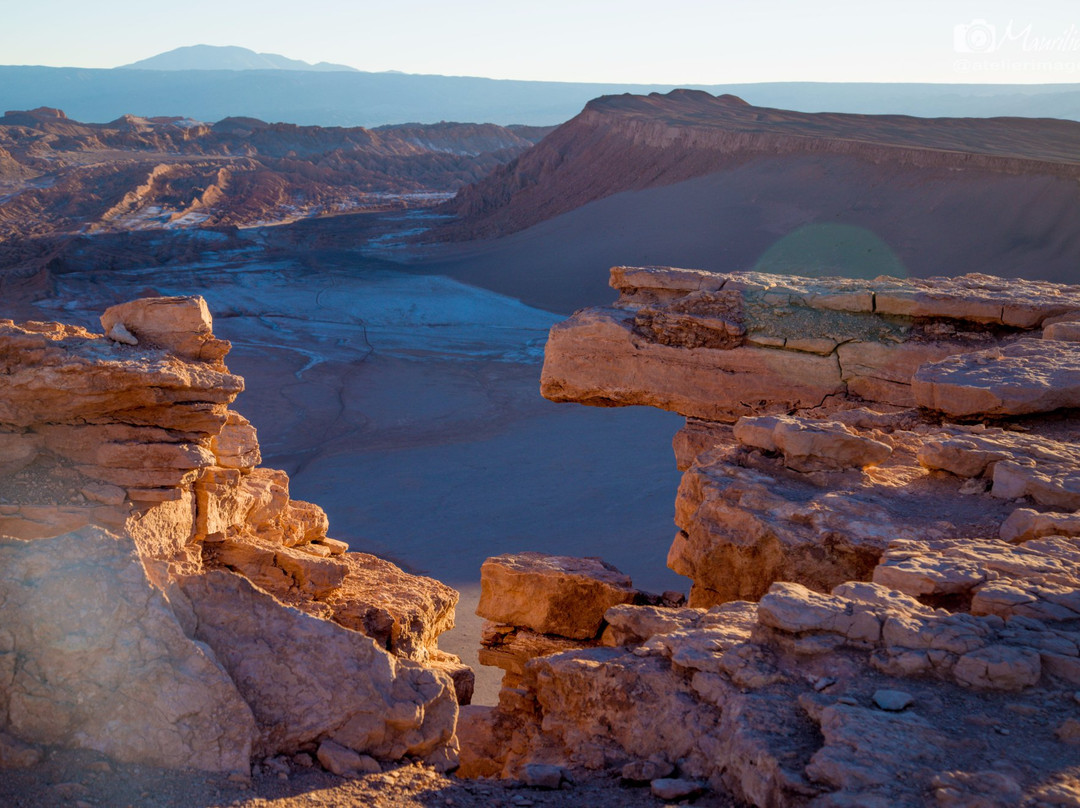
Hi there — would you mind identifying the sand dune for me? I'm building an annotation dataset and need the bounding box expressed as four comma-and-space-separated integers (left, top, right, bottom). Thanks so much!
443, 89, 1080, 241
414, 152, 1080, 314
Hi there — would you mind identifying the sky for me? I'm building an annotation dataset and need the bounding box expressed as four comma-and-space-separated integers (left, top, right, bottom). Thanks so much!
1, 0, 1078, 84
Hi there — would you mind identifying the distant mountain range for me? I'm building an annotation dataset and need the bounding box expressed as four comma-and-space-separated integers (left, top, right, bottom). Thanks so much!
1, 47, 1079, 126
119, 45, 359, 72
0, 107, 549, 241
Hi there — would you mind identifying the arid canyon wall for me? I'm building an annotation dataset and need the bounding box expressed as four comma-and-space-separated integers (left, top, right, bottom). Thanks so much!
443, 90, 1080, 240
0, 107, 549, 242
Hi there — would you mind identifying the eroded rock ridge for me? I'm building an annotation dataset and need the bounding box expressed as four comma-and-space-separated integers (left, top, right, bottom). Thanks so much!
462, 268, 1080, 806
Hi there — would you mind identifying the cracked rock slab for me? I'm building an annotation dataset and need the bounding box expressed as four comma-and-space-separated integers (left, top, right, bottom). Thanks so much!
913, 338, 1080, 417
540, 307, 844, 422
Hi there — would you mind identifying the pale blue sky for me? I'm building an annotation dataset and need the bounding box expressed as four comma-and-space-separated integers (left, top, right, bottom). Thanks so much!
2, 0, 1077, 83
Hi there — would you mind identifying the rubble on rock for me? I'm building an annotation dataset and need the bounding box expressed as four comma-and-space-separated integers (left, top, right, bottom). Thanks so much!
458, 268, 1080, 806
0, 296, 464, 775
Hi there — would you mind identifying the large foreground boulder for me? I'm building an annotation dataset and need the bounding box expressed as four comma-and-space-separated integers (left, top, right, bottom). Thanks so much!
173, 570, 458, 764
0, 529, 255, 772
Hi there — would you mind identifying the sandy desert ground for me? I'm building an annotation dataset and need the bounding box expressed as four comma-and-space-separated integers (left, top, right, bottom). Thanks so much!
0, 746, 738, 808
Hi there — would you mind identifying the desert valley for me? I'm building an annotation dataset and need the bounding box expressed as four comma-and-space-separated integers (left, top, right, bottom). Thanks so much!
3, 22, 1080, 808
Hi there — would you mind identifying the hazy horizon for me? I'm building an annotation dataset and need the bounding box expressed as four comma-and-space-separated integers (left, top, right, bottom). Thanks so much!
2, 1, 1078, 85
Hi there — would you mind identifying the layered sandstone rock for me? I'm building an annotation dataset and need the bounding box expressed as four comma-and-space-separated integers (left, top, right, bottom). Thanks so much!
477, 553, 636, 639
542, 267, 1080, 606
542, 268, 1080, 416
0, 297, 464, 774
455, 267, 1080, 805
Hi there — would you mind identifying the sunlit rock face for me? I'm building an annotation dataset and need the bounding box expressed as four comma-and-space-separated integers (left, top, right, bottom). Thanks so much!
543, 267, 1080, 606
0, 296, 464, 773
458, 268, 1080, 806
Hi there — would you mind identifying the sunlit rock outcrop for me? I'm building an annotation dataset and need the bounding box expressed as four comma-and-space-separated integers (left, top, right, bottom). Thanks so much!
0, 296, 464, 773
460, 268, 1080, 806
543, 267, 1080, 605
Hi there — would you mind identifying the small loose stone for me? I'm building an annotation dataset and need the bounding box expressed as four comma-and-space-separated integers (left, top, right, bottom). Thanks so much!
873, 689, 914, 711
522, 763, 564, 789
651, 778, 704, 801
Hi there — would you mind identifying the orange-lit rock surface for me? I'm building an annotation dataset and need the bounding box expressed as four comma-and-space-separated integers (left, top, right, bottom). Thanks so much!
458, 268, 1080, 806
0, 296, 464, 775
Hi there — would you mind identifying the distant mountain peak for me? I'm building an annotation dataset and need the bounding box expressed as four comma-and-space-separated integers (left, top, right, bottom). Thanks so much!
117, 45, 359, 73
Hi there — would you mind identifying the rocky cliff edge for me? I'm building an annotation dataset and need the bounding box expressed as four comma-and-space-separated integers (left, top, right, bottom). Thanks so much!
459, 268, 1080, 807
0, 296, 467, 774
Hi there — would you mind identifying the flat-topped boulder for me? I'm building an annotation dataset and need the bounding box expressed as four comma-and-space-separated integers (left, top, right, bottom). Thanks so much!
1043, 320, 1080, 342
1000, 507, 1080, 543
913, 338, 1080, 417
477, 552, 636, 639
100, 295, 230, 364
